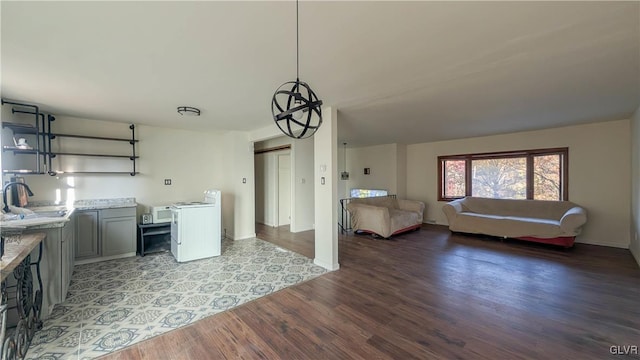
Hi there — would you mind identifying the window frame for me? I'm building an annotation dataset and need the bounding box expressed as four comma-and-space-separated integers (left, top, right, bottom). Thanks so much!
437, 147, 569, 202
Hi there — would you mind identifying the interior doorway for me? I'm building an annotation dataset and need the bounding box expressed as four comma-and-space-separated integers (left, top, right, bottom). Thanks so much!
254, 145, 291, 228
253, 137, 314, 233
277, 154, 291, 226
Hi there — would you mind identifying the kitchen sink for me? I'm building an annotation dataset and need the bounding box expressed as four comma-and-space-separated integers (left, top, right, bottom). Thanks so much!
31, 210, 68, 217
2, 209, 67, 221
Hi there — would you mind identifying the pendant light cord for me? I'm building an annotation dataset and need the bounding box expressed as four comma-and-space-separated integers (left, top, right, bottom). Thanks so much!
296, 0, 299, 81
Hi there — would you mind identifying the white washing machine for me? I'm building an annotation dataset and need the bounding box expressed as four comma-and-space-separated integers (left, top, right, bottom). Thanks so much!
170, 190, 222, 262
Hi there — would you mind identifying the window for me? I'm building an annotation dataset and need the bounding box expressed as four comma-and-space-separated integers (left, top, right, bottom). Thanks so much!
350, 188, 388, 198
438, 148, 568, 201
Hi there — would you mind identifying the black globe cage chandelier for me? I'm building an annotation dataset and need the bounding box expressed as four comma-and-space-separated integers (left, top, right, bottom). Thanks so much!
271, 0, 323, 139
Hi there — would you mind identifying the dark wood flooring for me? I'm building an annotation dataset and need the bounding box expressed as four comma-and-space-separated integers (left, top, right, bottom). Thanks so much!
255, 224, 314, 259
102, 224, 640, 359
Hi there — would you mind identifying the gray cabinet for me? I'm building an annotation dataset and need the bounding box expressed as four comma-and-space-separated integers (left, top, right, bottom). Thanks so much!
101, 208, 136, 256
35, 227, 62, 319
24, 218, 74, 320
74, 207, 136, 261
75, 210, 99, 259
61, 214, 75, 299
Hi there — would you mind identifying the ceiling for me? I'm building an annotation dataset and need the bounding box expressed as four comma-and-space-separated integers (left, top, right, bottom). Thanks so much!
2, 1, 639, 147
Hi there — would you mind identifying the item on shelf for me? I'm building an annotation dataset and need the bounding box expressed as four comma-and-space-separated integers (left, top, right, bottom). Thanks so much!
140, 213, 152, 224
13, 137, 33, 149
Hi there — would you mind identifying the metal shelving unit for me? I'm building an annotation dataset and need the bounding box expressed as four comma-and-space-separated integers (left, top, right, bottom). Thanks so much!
1, 99, 139, 176
1, 100, 47, 175
46, 117, 138, 176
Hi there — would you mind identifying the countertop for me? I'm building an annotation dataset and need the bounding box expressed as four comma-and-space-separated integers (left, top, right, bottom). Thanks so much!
29, 197, 137, 211
1, 232, 46, 281
0, 198, 137, 230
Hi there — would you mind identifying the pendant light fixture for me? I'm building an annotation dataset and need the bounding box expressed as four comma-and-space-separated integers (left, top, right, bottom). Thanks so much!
271, 0, 323, 139
341, 142, 349, 180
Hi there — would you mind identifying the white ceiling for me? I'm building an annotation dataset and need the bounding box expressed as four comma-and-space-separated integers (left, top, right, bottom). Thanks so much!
2, 1, 639, 147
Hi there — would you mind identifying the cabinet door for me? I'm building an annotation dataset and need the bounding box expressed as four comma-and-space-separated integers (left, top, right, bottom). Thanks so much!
24, 227, 61, 321
61, 215, 75, 301
101, 216, 136, 257
75, 210, 99, 259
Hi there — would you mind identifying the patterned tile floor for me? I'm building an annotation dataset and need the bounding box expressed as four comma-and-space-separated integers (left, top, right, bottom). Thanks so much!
26, 237, 326, 359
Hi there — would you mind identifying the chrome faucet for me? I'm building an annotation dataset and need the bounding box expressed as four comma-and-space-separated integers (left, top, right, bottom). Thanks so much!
2, 182, 34, 213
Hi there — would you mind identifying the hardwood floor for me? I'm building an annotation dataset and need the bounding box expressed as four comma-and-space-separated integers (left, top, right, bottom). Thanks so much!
103, 224, 640, 359
255, 224, 314, 259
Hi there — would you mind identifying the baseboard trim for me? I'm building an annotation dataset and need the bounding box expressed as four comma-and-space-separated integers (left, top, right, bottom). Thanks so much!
575, 239, 629, 249
630, 245, 640, 268
75, 252, 136, 265
290, 225, 314, 233
314, 258, 340, 271
234, 233, 257, 241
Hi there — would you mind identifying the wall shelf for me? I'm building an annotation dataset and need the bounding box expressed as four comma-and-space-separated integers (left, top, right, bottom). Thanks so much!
47, 120, 138, 176
50, 133, 139, 143
1, 99, 139, 176
2, 146, 47, 155
50, 152, 139, 159
2, 170, 46, 175
1, 122, 39, 135
51, 171, 139, 176
1, 100, 46, 174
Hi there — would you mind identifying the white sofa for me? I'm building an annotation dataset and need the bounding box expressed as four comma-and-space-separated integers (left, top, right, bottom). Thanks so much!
442, 197, 587, 247
346, 196, 425, 238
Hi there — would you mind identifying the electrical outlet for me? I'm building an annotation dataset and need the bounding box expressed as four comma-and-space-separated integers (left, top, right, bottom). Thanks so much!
164, 179, 172, 185
242, 178, 247, 184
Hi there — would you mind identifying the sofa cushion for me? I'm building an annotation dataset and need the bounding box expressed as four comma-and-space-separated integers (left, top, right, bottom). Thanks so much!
351, 196, 398, 209
502, 217, 563, 237
389, 209, 421, 233
456, 212, 565, 238
460, 197, 576, 220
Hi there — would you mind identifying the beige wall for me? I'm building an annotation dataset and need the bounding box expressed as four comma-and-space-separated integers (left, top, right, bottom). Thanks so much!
345, 143, 399, 196
630, 106, 640, 265
396, 144, 407, 199
343, 143, 407, 199
406, 119, 632, 249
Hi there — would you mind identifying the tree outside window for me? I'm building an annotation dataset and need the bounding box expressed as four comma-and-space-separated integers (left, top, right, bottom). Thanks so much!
438, 148, 568, 201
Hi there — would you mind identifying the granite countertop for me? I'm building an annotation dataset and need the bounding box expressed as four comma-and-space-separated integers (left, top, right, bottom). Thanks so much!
29, 197, 137, 211
1, 198, 137, 230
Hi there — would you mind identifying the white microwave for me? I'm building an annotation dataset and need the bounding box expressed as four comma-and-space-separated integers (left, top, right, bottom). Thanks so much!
150, 205, 172, 224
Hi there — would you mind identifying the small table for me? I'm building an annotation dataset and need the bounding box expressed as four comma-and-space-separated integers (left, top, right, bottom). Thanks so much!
137, 223, 171, 257
1, 232, 46, 359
